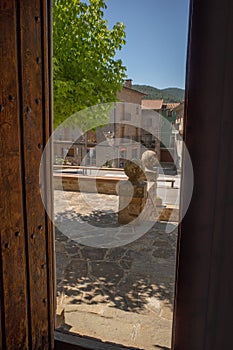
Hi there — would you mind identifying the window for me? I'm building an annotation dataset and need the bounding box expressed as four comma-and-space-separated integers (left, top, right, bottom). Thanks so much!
133, 127, 139, 141
67, 148, 74, 157
119, 148, 127, 158
120, 126, 125, 138
122, 112, 131, 121
132, 148, 138, 158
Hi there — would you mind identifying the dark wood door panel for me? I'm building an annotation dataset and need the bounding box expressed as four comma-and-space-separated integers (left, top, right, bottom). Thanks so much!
0, 1, 29, 348
172, 0, 233, 349
0, 1, 54, 348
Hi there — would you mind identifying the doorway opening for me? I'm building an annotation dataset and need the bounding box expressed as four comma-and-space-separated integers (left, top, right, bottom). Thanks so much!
51, 1, 191, 349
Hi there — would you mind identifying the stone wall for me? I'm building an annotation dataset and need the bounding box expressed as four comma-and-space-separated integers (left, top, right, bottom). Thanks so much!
53, 174, 122, 195
117, 86, 144, 104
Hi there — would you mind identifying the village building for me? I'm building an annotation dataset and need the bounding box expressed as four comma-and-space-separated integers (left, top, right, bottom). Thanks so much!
96, 79, 146, 167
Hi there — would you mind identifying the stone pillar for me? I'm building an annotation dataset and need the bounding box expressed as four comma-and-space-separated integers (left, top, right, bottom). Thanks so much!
141, 150, 159, 222
118, 151, 160, 225
118, 160, 147, 224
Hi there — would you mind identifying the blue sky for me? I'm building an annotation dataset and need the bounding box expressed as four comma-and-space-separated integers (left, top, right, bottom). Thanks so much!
104, 0, 190, 89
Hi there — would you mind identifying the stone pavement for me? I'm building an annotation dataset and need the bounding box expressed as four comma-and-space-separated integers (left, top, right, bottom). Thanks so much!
54, 190, 178, 350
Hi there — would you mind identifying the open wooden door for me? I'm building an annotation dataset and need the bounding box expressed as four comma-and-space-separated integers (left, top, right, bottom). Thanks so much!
0, 1, 54, 348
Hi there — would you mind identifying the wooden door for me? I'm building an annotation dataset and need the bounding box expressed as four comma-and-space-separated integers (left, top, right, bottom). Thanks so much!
0, 1, 54, 348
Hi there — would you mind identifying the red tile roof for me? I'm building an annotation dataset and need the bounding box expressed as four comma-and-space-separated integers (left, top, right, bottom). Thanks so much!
172, 101, 185, 111
163, 102, 180, 110
141, 99, 163, 110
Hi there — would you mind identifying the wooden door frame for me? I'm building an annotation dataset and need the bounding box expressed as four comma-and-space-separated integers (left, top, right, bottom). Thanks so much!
172, 0, 233, 348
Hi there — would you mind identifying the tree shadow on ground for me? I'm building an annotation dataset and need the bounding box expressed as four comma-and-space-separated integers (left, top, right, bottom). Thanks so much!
55, 209, 177, 314
75, 209, 120, 227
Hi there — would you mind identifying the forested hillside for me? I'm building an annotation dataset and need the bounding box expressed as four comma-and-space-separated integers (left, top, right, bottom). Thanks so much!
133, 84, 185, 102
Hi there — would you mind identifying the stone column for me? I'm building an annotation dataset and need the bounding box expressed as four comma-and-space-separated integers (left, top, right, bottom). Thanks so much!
118, 151, 160, 225
141, 150, 159, 222
118, 160, 147, 224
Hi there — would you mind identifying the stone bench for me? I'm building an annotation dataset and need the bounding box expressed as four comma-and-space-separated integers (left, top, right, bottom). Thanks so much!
157, 179, 176, 188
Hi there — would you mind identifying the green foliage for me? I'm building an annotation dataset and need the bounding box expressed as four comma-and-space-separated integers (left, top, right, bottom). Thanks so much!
53, 0, 127, 127
61, 102, 115, 133
133, 85, 185, 102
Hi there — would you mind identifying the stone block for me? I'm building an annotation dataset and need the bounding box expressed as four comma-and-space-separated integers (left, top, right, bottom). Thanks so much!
128, 202, 145, 215
118, 210, 136, 224
56, 305, 65, 328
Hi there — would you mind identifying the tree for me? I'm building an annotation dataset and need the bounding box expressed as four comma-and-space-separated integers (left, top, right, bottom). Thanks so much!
53, 0, 127, 127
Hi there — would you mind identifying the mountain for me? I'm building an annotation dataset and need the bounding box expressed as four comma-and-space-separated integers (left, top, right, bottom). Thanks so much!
132, 84, 185, 102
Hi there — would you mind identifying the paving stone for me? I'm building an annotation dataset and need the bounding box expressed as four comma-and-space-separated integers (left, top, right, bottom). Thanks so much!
152, 240, 175, 259
145, 296, 161, 315
56, 251, 69, 281
105, 247, 127, 261
55, 241, 66, 253
64, 259, 88, 285
90, 261, 124, 285
55, 228, 69, 242
80, 246, 107, 260
120, 259, 133, 270
124, 248, 152, 261
65, 243, 82, 257
160, 303, 173, 321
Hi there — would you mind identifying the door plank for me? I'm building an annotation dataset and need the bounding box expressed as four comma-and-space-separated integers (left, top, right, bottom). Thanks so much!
18, 0, 50, 347
0, 1, 29, 348
0, 0, 54, 348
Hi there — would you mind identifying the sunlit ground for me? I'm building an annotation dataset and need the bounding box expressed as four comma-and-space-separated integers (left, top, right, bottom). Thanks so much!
55, 191, 177, 350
